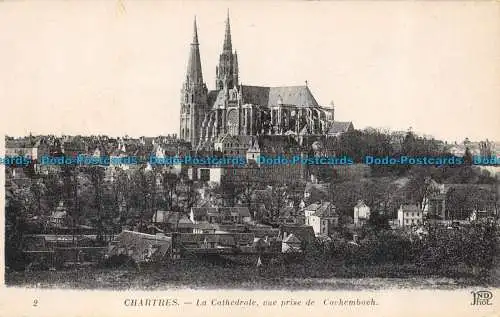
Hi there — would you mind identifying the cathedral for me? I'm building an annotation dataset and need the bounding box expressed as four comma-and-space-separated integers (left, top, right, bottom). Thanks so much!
179, 13, 337, 149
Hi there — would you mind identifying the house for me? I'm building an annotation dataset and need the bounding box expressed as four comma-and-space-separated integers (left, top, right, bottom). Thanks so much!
219, 207, 252, 224
303, 183, 328, 203
426, 182, 495, 222
397, 204, 423, 227
279, 225, 315, 245
353, 200, 371, 226
282, 233, 302, 253
326, 121, 354, 137
277, 206, 305, 225
252, 236, 281, 254
214, 134, 255, 156
50, 201, 68, 227
248, 224, 280, 239
189, 206, 251, 225
427, 193, 446, 221
189, 166, 223, 184
173, 233, 254, 251
470, 209, 496, 222
6, 138, 40, 160
304, 202, 339, 236
189, 207, 219, 224
246, 138, 261, 165
107, 230, 172, 262
151, 210, 195, 233
192, 222, 218, 234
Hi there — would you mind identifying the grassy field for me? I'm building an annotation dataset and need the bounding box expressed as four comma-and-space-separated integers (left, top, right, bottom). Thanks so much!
6, 258, 498, 290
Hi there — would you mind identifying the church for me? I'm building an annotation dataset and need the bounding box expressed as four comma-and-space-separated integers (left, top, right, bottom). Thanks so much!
179, 13, 344, 149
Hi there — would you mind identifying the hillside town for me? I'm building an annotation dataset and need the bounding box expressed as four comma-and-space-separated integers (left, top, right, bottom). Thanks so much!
5, 131, 499, 276
4, 12, 500, 287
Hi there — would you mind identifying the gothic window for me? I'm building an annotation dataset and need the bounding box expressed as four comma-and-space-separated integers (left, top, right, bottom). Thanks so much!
191, 95, 194, 103
185, 95, 188, 103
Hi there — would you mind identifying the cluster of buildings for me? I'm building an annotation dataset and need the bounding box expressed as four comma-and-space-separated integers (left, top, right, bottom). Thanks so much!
8, 13, 499, 269
143, 200, 336, 257
179, 13, 354, 150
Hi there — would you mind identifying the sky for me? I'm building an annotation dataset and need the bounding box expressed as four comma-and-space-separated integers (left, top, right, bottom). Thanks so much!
0, 1, 499, 143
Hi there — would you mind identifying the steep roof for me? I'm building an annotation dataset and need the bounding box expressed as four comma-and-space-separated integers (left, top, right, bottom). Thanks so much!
313, 202, 338, 218
185, 17, 204, 85
219, 207, 251, 218
327, 121, 353, 135
399, 204, 420, 212
109, 230, 172, 262
305, 201, 337, 217
191, 207, 218, 218
355, 200, 368, 209
283, 233, 301, 244
280, 225, 315, 244
240, 85, 319, 107
152, 210, 194, 227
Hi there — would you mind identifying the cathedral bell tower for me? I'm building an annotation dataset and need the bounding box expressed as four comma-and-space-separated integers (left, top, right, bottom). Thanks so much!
215, 11, 239, 91
180, 17, 208, 146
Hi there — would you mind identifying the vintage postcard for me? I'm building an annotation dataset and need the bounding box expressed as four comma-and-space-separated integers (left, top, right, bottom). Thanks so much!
0, 1, 499, 316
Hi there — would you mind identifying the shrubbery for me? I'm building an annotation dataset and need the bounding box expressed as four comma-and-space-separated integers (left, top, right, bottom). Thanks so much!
305, 222, 498, 279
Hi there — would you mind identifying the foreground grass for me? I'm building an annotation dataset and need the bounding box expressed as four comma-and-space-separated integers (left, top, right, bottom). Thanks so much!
5, 258, 497, 290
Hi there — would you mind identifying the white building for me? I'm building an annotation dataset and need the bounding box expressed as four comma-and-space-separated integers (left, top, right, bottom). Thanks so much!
304, 202, 338, 236
353, 200, 370, 226
188, 167, 223, 184
397, 204, 423, 227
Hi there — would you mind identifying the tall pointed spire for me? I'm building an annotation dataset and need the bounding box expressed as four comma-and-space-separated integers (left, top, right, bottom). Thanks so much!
223, 10, 232, 52
186, 16, 203, 85
215, 10, 238, 90
193, 15, 199, 44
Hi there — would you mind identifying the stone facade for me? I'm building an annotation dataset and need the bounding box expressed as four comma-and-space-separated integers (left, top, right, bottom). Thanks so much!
180, 14, 335, 148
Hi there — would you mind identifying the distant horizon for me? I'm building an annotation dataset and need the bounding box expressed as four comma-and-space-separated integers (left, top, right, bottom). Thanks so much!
4, 127, 499, 145
1, 1, 499, 142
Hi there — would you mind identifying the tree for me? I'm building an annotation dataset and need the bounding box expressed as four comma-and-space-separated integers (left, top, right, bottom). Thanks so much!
178, 178, 200, 212
5, 186, 28, 268
404, 167, 441, 212
162, 171, 181, 210
129, 167, 155, 232
464, 147, 473, 165
220, 180, 245, 207
83, 166, 106, 241
268, 184, 288, 221
113, 169, 132, 229
444, 185, 494, 220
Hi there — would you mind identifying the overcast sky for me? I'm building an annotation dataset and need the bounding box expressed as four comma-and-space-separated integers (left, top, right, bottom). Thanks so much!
0, 1, 499, 142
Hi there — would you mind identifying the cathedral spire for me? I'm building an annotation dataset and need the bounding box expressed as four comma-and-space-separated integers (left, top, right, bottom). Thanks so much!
186, 16, 203, 85
223, 10, 232, 52
193, 16, 199, 44
215, 10, 238, 90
